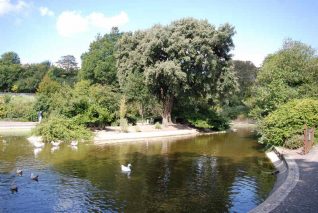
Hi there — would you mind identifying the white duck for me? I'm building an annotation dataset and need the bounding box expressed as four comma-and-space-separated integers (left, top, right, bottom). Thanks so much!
121, 163, 132, 172
51, 140, 61, 147
33, 141, 45, 148
27, 136, 45, 148
71, 140, 78, 147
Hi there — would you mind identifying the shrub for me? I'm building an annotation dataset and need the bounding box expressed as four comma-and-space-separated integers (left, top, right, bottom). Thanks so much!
33, 114, 92, 142
259, 98, 318, 147
186, 109, 229, 130
0, 95, 37, 121
3, 94, 11, 103
173, 98, 229, 131
155, 122, 161, 129
285, 135, 303, 149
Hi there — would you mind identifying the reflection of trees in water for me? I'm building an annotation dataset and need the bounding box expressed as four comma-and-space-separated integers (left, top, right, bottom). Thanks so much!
0, 133, 275, 212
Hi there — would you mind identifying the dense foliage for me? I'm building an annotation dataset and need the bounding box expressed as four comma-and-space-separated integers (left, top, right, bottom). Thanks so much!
259, 99, 318, 148
0, 95, 37, 121
247, 40, 318, 119
117, 18, 237, 125
0, 52, 78, 92
80, 27, 121, 86
173, 96, 229, 130
35, 78, 118, 128
33, 114, 92, 142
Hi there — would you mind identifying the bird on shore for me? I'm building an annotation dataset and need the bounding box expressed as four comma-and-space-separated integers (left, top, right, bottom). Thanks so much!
16, 168, 23, 176
10, 182, 18, 193
121, 163, 132, 172
31, 173, 39, 181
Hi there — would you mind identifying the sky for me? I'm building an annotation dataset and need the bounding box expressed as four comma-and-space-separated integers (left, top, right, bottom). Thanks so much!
1, 0, 318, 66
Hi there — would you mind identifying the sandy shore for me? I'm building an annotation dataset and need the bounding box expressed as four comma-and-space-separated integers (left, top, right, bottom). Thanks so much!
0, 120, 255, 144
94, 124, 200, 144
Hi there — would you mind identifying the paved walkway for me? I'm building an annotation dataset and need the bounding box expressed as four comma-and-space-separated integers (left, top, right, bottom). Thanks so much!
0, 121, 37, 129
272, 146, 318, 212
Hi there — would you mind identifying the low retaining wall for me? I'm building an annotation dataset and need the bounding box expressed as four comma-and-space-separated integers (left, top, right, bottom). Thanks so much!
249, 147, 299, 213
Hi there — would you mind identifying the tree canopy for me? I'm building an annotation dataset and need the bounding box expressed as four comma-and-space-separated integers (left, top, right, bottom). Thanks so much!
247, 39, 318, 119
232, 60, 257, 98
56, 55, 78, 73
0, 52, 20, 65
80, 28, 122, 85
116, 18, 236, 125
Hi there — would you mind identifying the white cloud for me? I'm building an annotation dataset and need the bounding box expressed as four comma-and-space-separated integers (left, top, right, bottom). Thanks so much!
56, 11, 89, 37
56, 10, 129, 37
39, 6, 54, 17
0, 0, 28, 16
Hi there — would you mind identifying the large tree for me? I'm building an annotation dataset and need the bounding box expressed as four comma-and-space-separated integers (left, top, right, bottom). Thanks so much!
80, 27, 122, 85
56, 55, 78, 73
116, 18, 236, 125
0, 52, 20, 65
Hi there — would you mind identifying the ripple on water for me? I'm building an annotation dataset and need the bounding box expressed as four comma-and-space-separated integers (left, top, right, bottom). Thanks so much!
0, 131, 275, 212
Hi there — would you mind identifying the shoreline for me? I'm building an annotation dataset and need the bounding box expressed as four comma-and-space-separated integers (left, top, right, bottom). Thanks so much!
0, 120, 256, 143
250, 147, 299, 213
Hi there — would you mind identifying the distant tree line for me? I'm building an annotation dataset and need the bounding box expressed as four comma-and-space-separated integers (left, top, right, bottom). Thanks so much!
0, 52, 79, 93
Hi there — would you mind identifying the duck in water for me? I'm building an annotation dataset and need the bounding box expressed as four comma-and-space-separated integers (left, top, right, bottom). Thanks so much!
31, 173, 39, 181
10, 182, 18, 193
16, 168, 23, 176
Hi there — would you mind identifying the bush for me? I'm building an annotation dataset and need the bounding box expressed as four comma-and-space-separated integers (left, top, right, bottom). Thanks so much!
155, 122, 161, 129
259, 98, 318, 147
285, 135, 303, 149
0, 95, 37, 121
33, 114, 92, 142
186, 109, 229, 130
34, 79, 118, 128
173, 97, 229, 131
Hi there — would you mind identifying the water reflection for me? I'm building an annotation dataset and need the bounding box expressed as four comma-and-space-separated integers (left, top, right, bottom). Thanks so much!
33, 147, 42, 157
0, 129, 275, 212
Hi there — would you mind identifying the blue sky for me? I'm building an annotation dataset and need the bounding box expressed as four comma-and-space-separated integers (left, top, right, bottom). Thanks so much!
1, 0, 318, 66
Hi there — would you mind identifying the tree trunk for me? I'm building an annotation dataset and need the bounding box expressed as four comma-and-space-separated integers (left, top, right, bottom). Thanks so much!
162, 96, 173, 126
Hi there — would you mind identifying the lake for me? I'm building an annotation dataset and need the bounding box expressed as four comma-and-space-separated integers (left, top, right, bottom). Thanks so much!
0, 128, 275, 212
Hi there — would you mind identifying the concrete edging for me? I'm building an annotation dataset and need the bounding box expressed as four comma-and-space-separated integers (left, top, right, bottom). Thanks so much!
249, 147, 299, 213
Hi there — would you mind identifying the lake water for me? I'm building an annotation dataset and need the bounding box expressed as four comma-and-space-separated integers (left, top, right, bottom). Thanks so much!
0, 128, 275, 212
